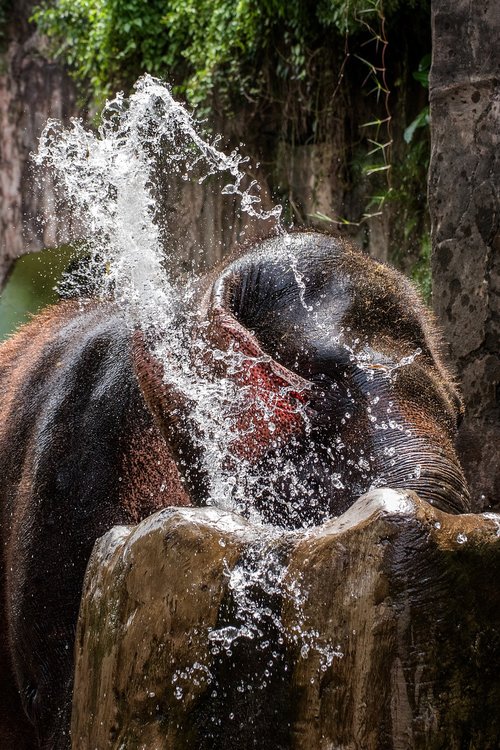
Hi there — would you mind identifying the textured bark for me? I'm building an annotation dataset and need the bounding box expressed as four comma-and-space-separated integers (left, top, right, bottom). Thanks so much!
428, 0, 500, 511
72, 490, 500, 749
0, 0, 80, 288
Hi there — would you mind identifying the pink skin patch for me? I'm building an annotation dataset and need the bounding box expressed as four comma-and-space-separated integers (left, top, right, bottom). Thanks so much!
209, 307, 310, 462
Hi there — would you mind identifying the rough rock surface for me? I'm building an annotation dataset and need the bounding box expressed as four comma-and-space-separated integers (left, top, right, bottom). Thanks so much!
429, 0, 500, 511
72, 489, 500, 749
0, 0, 79, 288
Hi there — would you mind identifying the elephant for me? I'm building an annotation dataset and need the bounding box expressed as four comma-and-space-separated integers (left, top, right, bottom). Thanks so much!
0, 230, 469, 749
199, 231, 470, 524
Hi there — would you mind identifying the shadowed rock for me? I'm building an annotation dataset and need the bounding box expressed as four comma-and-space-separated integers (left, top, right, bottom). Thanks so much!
72, 489, 500, 750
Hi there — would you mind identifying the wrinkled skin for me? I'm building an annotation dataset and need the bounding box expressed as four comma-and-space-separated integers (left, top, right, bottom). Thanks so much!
200, 232, 470, 525
0, 231, 469, 748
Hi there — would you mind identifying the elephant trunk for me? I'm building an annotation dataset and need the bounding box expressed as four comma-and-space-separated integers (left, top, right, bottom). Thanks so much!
373, 430, 471, 514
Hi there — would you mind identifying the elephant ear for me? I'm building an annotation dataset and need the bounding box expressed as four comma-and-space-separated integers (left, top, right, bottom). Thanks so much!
132, 330, 208, 504
206, 267, 311, 462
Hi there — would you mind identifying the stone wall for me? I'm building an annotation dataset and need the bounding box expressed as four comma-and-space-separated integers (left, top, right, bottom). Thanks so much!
72, 490, 500, 749
429, 0, 500, 511
0, 0, 79, 287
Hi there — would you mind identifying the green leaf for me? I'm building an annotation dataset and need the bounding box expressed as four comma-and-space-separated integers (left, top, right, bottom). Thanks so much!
403, 106, 429, 144
413, 69, 429, 87
413, 52, 431, 88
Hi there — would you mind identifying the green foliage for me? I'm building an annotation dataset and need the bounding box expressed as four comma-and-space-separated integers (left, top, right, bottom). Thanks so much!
317, 0, 423, 33
405, 53, 432, 297
325, 49, 432, 294
392, 53, 432, 296
404, 105, 429, 144
31, 0, 432, 295
404, 55, 430, 143
32, 0, 426, 110
32, 0, 172, 107
0, 246, 75, 341
412, 52, 431, 87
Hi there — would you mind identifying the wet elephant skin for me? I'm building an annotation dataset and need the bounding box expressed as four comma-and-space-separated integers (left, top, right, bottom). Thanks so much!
207, 232, 470, 525
0, 302, 191, 749
0, 231, 469, 748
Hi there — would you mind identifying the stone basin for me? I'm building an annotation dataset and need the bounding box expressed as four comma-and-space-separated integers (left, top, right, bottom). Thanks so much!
71, 489, 500, 749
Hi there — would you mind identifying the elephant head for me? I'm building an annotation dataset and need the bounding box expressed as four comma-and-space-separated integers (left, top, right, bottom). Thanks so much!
165, 230, 469, 526
0, 230, 470, 748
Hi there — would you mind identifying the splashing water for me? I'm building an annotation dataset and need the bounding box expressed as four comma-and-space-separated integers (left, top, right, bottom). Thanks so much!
34, 74, 280, 329
34, 74, 287, 512
33, 74, 423, 693
34, 75, 337, 675
206, 529, 343, 694
33, 73, 422, 523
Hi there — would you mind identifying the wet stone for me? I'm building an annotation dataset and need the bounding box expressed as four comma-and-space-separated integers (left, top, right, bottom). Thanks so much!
72, 490, 500, 750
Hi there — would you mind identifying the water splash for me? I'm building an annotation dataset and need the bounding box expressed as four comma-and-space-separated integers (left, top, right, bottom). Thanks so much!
33, 74, 421, 523
34, 76, 339, 680
34, 74, 287, 511
34, 74, 280, 330
33, 75, 425, 696
207, 531, 343, 687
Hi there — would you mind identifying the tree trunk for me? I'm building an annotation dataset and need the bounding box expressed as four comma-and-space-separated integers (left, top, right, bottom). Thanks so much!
428, 0, 500, 511
72, 490, 500, 749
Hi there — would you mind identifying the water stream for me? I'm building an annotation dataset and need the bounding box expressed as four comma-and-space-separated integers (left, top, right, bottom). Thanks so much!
34, 74, 423, 701
34, 74, 289, 516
